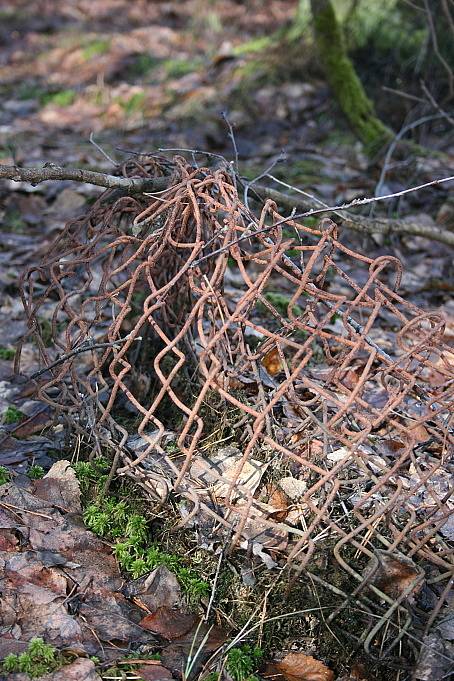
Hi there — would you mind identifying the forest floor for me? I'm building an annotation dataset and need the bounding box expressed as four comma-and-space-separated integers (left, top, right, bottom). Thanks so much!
0, 2, 453, 681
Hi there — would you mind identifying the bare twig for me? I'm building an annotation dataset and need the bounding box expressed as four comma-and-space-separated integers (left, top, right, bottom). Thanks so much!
31, 335, 140, 380
373, 113, 450, 212
89, 132, 117, 166
381, 86, 425, 104
421, 81, 454, 127
0, 164, 169, 192
2, 158, 453, 246
254, 179, 454, 247
423, 0, 454, 98
221, 111, 239, 171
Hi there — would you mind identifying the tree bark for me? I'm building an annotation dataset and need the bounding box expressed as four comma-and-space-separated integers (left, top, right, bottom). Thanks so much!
310, 0, 393, 155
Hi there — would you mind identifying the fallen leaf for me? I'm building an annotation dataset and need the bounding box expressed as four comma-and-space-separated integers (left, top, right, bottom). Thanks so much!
0, 528, 18, 551
264, 483, 289, 521
262, 347, 283, 376
46, 658, 101, 680
135, 662, 174, 681
33, 460, 81, 513
364, 550, 423, 600
139, 607, 197, 640
378, 439, 406, 458
122, 565, 182, 613
340, 368, 362, 390
327, 447, 349, 463
265, 652, 334, 681
413, 632, 452, 680
190, 446, 268, 501
160, 623, 227, 677
406, 422, 430, 443
78, 585, 151, 644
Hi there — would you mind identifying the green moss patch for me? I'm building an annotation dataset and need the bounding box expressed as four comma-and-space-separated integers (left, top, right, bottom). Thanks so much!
2, 638, 67, 678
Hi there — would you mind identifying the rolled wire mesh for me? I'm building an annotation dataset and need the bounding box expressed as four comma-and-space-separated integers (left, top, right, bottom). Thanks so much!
19, 157, 453, 662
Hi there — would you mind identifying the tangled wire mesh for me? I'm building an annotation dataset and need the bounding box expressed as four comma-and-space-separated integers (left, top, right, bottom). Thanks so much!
19, 156, 453, 664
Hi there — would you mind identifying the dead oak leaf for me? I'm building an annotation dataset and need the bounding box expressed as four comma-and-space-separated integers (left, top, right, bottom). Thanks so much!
261, 347, 283, 376
265, 652, 334, 681
139, 607, 197, 640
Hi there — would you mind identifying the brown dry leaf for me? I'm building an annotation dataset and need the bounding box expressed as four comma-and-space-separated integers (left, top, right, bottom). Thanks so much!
266, 652, 334, 681
264, 483, 289, 521
349, 662, 368, 680
191, 446, 268, 501
0, 528, 18, 551
10, 404, 52, 438
406, 422, 430, 443
33, 460, 81, 513
262, 347, 283, 376
341, 368, 362, 390
365, 550, 424, 600
135, 662, 174, 681
123, 565, 182, 613
46, 658, 101, 680
379, 439, 406, 458
139, 607, 197, 640
160, 624, 227, 678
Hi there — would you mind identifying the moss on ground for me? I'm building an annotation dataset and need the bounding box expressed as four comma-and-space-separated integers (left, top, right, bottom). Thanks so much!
73, 459, 209, 606
1, 638, 67, 678
0, 346, 15, 360
81, 38, 111, 60
0, 466, 10, 485
3, 406, 25, 424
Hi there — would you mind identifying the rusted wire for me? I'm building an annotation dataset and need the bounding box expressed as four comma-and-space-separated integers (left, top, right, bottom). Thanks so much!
19, 156, 453, 663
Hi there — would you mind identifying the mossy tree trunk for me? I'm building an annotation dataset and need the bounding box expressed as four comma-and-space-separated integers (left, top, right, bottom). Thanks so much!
310, 0, 393, 155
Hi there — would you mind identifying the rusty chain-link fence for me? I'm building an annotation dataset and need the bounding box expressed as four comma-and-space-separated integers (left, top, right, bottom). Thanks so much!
19, 156, 453, 665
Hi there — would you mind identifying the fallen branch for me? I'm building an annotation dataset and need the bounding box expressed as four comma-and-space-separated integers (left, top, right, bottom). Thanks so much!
0, 163, 168, 192
1, 161, 453, 246
255, 183, 454, 247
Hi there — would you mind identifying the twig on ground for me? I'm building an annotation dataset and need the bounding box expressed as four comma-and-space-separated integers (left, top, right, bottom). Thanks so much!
0, 164, 168, 192
204, 549, 225, 622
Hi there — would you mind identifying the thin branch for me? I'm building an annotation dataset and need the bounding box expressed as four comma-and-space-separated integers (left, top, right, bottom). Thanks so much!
381, 86, 425, 104
423, 0, 454, 98
373, 113, 448, 214
194, 172, 454, 268
0, 164, 169, 192
89, 132, 117, 166
254, 179, 454, 247
421, 81, 454, 127
221, 111, 239, 171
287, 174, 454, 214
31, 335, 140, 380
2, 160, 453, 246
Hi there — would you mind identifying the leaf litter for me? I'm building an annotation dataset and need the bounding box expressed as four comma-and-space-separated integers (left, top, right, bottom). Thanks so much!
0, 460, 231, 680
